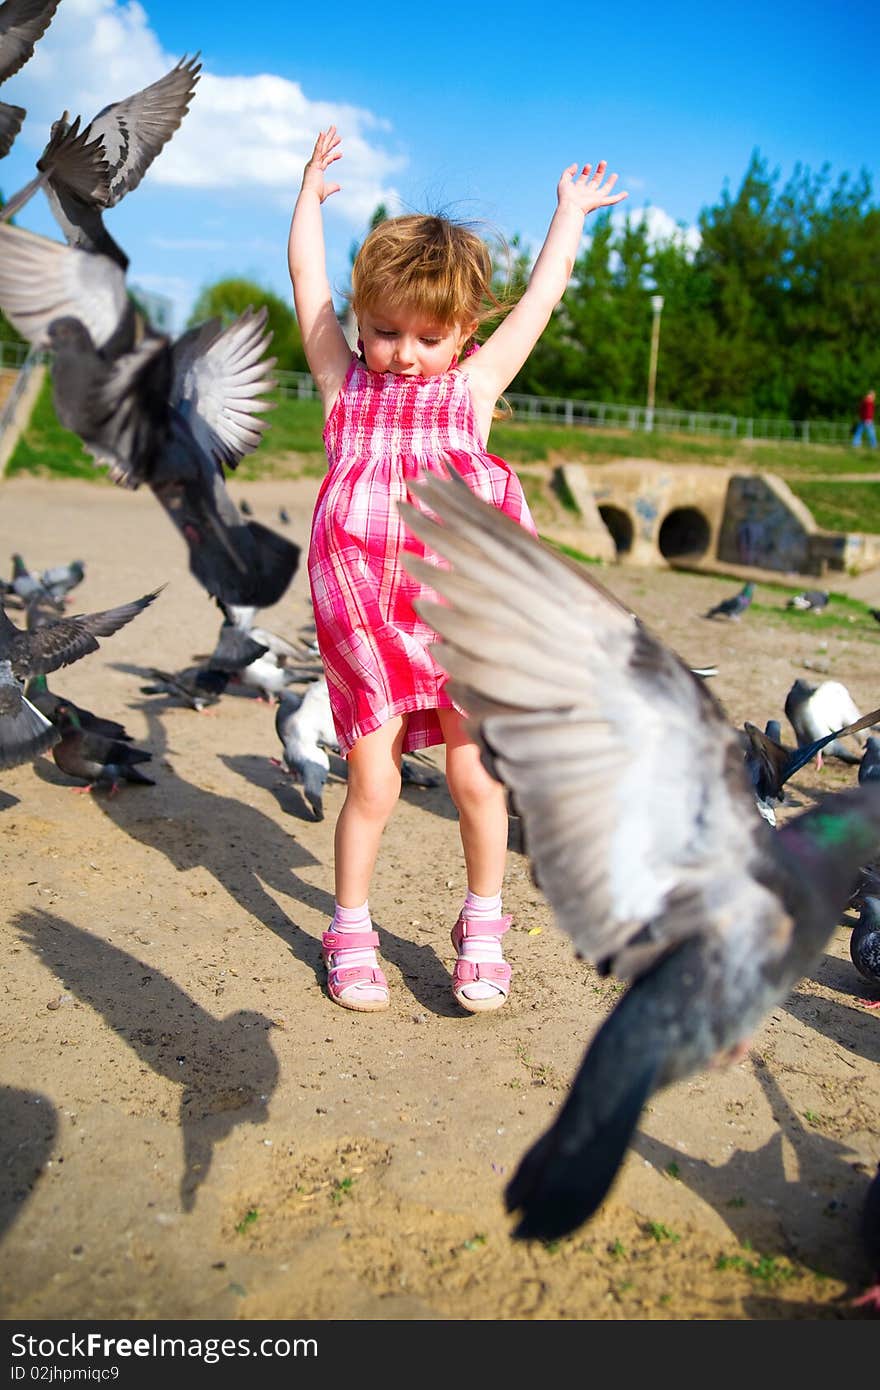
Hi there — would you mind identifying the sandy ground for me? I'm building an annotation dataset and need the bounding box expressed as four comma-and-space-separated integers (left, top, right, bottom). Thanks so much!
0, 474, 878, 1323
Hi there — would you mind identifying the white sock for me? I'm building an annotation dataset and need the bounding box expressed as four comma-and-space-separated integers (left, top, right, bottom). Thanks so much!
458, 890, 505, 1002
329, 901, 386, 1004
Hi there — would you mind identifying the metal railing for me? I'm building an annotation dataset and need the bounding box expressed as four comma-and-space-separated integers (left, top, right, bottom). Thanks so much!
270, 367, 855, 447
0, 346, 41, 437
0, 343, 858, 449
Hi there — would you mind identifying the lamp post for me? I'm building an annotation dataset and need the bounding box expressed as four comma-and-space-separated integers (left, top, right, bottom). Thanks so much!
645, 293, 664, 432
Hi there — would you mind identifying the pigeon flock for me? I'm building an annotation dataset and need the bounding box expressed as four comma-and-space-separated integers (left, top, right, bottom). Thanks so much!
1, 1, 878, 1309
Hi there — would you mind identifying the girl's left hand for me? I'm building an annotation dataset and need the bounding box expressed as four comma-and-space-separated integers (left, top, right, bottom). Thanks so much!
557, 161, 628, 216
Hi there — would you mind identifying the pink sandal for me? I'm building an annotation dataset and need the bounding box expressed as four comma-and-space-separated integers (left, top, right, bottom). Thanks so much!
450, 914, 512, 1014
321, 928, 389, 1012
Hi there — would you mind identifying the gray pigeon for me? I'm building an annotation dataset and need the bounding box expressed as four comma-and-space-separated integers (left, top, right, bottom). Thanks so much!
51, 703, 153, 792
399, 469, 880, 1241
0, 0, 60, 158
704, 580, 754, 620
786, 589, 829, 611
859, 736, 880, 786
0, 586, 162, 681
849, 867, 880, 1006
39, 558, 85, 603
743, 706, 880, 826
24, 671, 133, 742
1, 54, 201, 269
0, 225, 299, 609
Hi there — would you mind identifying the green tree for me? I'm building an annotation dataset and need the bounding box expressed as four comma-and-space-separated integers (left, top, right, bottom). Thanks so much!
187, 278, 307, 372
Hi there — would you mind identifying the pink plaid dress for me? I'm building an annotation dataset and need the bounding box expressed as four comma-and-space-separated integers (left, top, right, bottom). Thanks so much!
308, 355, 536, 755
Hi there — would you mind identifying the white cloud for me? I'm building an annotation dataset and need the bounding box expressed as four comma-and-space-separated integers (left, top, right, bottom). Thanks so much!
5, 0, 405, 224
612, 203, 702, 255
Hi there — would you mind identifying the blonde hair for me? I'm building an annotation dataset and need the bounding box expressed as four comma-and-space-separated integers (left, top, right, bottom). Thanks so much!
351, 214, 508, 341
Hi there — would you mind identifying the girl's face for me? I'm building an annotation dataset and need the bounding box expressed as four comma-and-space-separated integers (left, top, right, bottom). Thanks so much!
358, 307, 476, 378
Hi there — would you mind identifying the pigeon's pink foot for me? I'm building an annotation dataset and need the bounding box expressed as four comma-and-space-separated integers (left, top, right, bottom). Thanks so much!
856, 996, 880, 1010
850, 1283, 880, 1310
71, 784, 94, 794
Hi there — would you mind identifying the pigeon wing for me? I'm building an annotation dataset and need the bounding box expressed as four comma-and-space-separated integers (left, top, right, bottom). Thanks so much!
0, 98, 25, 156
86, 54, 201, 205
401, 468, 773, 979
10, 588, 163, 677
0, 0, 60, 83
170, 305, 277, 469
0, 224, 128, 349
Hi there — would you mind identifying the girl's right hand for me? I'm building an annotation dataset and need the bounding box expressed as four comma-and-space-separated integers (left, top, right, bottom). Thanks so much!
301, 127, 342, 202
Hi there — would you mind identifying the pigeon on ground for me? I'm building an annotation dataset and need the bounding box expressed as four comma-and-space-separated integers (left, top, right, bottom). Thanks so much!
743, 706, 880, 826
786, 589, 829, 611
859, 736, 880, 786
399, 468, 880, 1242
0, 224, 299, 610
39, 559, 85, 604
9, 553, 60, 609
279, 507, 290, 525
0, 586, 162, 682
274, 680, 338, 820
1, 54, 201, 270
704, 580, 754, 620
236, 648, 303, 702
139, 667, 228, 712
784, 678, 871, 768
0, 0, 60, 158
239, 499, 253, 517
51, 703, 154, 793
24, 672, 133, 742
213, 599, 321, 666
0, 657, 59, 767
848, 867, 880, 1008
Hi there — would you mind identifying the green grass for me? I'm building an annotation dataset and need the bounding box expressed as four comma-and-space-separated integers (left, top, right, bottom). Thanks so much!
10, 390, 880, 541
6, 376, 102, 480
786, 479, 880, 534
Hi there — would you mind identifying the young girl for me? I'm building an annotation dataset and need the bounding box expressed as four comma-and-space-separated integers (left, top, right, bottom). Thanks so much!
288, 127, 626, 1014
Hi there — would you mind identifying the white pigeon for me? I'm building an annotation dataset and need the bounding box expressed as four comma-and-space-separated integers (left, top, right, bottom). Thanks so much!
274, 678, 338, 819
784, 678, 868, 768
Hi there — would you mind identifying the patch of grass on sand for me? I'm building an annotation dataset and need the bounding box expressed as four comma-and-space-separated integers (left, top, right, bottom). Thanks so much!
6, 376, 100, 480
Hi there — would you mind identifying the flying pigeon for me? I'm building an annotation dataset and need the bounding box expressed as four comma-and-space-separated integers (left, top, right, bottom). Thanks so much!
274, 679, 338, 819
704, 580, 754, 620
0, 586, 162, 681
1, 54, 201, 269
786, 589, 829, 611
0, 0, 61, 158
0, 657, 59, 768
0, 224, 299, 610
51, 703, 154, 793
784, 678, 870, 768
399, 468, 880, 1242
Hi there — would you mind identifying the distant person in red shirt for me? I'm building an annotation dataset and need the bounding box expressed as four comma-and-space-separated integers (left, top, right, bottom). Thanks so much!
853, 389, 877, 448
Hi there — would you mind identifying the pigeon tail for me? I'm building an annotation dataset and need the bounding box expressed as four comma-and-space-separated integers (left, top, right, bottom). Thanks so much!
506, 987, 662, 1239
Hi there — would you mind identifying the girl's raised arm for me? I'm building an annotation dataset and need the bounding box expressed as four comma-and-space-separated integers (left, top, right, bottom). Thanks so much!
287, 127, 352, 412
465, 161, 628, 410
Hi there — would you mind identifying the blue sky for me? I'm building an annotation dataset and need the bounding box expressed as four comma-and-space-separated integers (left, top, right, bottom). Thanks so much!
1, 0, 875, 334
